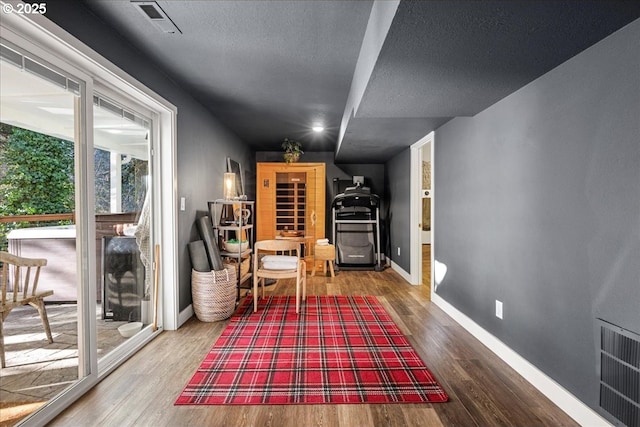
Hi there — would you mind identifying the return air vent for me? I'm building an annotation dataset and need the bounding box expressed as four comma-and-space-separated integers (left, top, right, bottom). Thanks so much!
131, 1, 182, 34
597, 319, 640, 427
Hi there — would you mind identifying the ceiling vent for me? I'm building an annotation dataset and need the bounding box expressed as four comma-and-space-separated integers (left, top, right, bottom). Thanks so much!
131, 1, 181, 34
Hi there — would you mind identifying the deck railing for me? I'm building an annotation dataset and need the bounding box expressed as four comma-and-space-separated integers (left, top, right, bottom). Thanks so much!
0, 213, 75, 224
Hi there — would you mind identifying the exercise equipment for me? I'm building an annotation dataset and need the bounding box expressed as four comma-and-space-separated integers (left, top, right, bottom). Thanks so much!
331, 181, 382, 271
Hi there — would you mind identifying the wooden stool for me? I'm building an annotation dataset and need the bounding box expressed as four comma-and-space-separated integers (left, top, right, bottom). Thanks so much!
312, 244, 335, 277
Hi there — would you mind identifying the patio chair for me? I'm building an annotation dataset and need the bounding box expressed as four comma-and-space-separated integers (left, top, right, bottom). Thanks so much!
253, 240, 306, 314
0, 251, 54, 368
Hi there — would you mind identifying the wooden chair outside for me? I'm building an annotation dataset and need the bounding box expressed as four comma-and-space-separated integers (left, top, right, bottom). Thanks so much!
252, 240, 306, 313
0, 251, 54, 368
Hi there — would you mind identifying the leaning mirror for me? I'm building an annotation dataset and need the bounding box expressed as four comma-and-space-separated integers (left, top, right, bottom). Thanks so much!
226, 157, 245, 199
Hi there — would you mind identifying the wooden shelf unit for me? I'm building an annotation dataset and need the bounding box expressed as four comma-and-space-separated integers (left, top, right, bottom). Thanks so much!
208, 199, 254, 299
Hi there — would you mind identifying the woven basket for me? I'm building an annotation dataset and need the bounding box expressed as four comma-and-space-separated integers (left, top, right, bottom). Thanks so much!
224, 257, 250, 278
191, 267, 237, 322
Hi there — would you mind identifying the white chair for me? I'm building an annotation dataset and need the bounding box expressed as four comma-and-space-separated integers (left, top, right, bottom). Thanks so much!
252, 240, 306, 313
1, 251, 54, 368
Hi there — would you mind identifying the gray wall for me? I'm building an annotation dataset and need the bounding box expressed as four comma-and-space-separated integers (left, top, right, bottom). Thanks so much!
385, 148, 411, 271
45, 4, 255, 312
434, 18, 639, 412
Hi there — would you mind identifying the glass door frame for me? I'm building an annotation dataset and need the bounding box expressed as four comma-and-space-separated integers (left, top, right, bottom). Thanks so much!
1, 18, 99, 414
92, 84, 158, 373
1, 9, 179, 426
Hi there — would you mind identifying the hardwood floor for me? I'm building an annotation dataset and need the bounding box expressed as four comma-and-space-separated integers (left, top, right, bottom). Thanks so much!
49, 268, 578, 427
422, 244, 431, 295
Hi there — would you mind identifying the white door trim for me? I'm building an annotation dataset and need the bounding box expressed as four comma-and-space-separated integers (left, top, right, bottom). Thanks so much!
410, 131, 434, 291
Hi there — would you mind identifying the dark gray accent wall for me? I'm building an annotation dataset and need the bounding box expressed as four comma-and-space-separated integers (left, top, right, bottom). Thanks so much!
385, 148, 411, 272
434, 18, 640, 412
45, 4, 254, 312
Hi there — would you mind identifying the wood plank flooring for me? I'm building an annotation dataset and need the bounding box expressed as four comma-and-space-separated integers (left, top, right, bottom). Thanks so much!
422, 244, 431, 294
49, 268, 578, 427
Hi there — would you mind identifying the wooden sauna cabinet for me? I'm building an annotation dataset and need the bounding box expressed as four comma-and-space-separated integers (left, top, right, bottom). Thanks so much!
256, 162, 325, 248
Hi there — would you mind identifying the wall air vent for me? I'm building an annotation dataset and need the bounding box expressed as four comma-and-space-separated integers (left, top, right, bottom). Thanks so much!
131, 1, 182, 34
597, 319, 640, 427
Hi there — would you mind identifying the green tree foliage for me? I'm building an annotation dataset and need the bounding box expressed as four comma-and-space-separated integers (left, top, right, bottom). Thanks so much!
95, 148, 111, 213
0, 124, 148, 252
94, 151, 148, 214
0, 126, 74, 214
122, 158, 148, 212
0, 125, 74, 250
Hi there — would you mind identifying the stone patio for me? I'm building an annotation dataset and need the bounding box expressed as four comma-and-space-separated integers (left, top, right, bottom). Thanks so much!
1, 303, 132, 424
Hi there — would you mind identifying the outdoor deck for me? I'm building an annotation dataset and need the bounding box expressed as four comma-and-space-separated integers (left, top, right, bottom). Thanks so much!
1, 303, 130, 425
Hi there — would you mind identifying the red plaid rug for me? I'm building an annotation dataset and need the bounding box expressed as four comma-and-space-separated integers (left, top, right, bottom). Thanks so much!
175, 295, 449, 405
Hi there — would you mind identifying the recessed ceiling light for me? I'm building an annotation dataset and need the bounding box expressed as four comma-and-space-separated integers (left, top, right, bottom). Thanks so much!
312, 126, 324, 133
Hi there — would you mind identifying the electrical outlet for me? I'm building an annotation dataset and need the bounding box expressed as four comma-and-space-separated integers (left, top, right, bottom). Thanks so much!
397, 247, 401, 256
180, 197, 186, 211
495, 300, 503, 319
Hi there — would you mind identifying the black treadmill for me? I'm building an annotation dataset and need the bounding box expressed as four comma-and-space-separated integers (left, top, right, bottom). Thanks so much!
331, 183, 383, 271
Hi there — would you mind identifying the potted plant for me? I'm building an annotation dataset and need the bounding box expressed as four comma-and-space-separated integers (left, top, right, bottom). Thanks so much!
282, 138, 303, 163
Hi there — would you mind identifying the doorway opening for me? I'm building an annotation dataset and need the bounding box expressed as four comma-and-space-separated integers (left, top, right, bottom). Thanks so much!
410, 132, 434, 298
421, 141, 432, 296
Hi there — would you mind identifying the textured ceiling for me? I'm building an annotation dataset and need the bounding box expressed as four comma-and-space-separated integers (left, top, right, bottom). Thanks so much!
80, 0, 640, 163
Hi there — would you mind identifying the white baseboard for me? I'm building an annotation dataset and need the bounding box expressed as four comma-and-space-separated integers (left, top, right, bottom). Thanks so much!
431, 293, 611, 427
390, 260, 414, 284
177, 304, 194, 328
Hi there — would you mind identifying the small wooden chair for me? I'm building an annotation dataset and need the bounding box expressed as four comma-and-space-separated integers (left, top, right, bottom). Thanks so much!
0, 251, 54, 368
253, 240, 306, 314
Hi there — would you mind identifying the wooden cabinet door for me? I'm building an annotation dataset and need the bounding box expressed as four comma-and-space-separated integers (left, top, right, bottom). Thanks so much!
304, 164, 325, 241
256, 163, 276, 242
256, 163, 325, 242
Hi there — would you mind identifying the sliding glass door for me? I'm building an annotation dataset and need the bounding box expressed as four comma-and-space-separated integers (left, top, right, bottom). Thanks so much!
0, 8, 178, 423
92, 91, 155, 366
0, 40, 84, 422
0, 39, 159, 424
